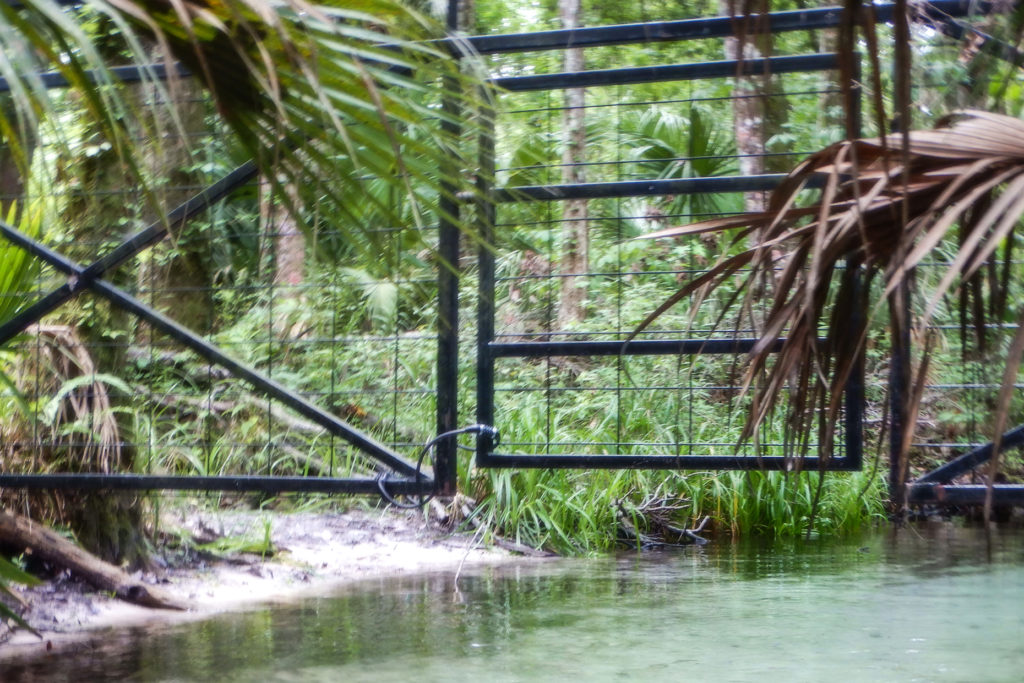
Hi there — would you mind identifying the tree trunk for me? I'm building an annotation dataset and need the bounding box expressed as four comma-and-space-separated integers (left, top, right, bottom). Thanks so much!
719, 1, 789, 211
138, 67, 212, 333
453, 0, 475, 33
557, 0, 588, 328
271, 183, 305, 293
261, 179, 307, 336
55, 46, 198, 568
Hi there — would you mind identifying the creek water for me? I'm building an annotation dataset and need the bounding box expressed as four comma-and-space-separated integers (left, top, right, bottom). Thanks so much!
4, 525, 1023, 682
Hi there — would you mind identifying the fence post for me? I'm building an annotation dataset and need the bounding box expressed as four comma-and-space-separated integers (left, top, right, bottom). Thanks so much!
434, 0, 465, 496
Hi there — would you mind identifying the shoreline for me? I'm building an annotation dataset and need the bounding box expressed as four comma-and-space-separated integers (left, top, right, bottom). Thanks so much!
0, 505, 543, 665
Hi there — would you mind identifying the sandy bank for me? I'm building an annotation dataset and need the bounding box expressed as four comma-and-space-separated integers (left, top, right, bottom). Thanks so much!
0, 505, 539, 664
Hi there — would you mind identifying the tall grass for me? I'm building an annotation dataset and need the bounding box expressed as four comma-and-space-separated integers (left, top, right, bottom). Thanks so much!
465, 468, 884, 554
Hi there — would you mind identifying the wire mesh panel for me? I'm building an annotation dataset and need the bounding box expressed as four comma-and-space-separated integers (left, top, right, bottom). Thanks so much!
891, 17, 1024, 504
0, 65, 442, 498
5, 0, 1017, 504
474, 15, 863, 470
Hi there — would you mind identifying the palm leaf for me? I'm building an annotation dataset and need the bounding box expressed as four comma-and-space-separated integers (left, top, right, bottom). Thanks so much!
0, 1, 482, 258
0, 555, 40, 637
639, 110, 1024, 463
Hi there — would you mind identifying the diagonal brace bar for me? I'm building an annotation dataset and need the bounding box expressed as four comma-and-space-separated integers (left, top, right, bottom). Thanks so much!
915, 423, 1024, 484
0, 158, 259, 346
0, 219, 426, 479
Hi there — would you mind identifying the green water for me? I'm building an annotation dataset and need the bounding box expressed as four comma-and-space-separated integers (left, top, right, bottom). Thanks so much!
4, 525, 1023, 682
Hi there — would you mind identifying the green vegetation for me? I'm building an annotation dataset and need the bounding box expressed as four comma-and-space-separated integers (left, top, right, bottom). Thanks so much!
468, 469, 885, 553
0, 555, 40, 635
0, 0, 1022, 595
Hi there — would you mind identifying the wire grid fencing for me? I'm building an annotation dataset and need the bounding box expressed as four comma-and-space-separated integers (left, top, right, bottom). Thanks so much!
3, 1, 1020, 497
470, 2, 1024, 481
898, 23, 1024, 485
474, 26, 860, 467
0, 75, 443, 496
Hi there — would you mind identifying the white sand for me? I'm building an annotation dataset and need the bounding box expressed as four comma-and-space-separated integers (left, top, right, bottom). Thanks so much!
0, 506, 536, 663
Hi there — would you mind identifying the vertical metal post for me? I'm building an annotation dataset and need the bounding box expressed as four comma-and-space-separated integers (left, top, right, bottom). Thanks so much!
888, 282, 911, 516
434, 0, 463, 495
843, 58, 864, 470
476, 97, 497, 466
843, 261, 864, 470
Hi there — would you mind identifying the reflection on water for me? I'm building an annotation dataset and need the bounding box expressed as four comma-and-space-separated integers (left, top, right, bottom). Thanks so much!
4, 524, 1023, 682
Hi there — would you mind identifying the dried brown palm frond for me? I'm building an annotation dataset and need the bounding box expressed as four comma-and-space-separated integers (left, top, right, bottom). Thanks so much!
1, 323, 126, 532
12, 324, 123, 474
634, 110, 1024, 463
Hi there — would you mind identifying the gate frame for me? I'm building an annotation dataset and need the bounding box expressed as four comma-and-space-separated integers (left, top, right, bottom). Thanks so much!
472, 17, 868, 471
0, 0, 1013, 501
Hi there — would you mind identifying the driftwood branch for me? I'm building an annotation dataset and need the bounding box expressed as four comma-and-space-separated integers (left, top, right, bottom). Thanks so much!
660, 516, 710, 546
616, 501, 709, 548
0, 512, 187, 611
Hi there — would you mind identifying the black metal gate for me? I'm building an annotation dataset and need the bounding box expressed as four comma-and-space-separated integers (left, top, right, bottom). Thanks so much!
2, 1, 1017, 505
471, 8, 867, 471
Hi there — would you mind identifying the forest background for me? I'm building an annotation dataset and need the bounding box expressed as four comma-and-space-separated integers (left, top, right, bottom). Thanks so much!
0, 0, 1022, 579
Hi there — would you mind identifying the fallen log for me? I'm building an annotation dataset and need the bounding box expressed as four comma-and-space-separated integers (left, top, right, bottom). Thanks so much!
0, 511, 187, 611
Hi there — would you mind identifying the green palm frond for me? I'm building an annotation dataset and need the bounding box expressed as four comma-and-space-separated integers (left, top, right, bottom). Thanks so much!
624, 107, 739, 217
0, 0, 482, 252
0, 200, 43, 336
0, 554, 40, 637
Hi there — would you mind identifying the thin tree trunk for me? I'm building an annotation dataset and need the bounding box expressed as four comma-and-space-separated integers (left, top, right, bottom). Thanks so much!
262, 179, 306, 336
719, 1, 790, 210
557, 0, 588, 327
272, 186, 305, 293
453, 0, 475, 34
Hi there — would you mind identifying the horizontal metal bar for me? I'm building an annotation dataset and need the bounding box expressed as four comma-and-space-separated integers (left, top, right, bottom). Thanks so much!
463, 7, 842, 54
0, 63, 190, 94
495, 173, 826, 202
907, 484, 1024, 505
477, 453, 859, 471
492, 53, 839, 92
3, 0, 82, 7
0, 474, 432, 495
456, 1, 990, 54
490, 338, 783, 358
1, 2, 995, 94
915, 423, 1024, 484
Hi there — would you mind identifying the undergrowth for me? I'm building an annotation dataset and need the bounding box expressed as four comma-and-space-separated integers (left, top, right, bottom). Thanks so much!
465, 468, 886, 554
90, 262, 894, 554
